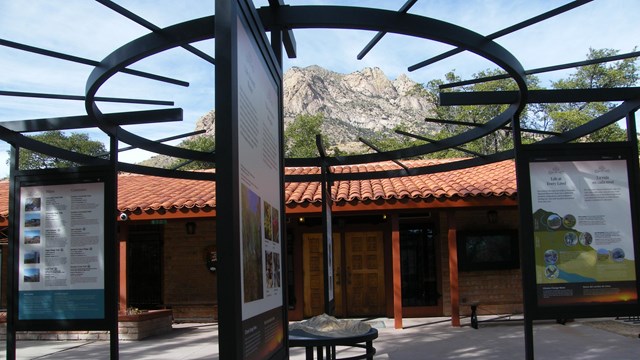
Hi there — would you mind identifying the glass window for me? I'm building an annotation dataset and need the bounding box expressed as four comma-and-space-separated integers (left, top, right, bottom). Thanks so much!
400, 223, 438, 307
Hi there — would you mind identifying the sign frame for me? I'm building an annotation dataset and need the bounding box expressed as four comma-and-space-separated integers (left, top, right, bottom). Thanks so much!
518, 142, 640, 320
8, 166, 117, 332
215, 0, 287, 359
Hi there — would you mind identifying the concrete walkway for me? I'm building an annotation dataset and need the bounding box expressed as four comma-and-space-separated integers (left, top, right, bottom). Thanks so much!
2, 317, 639, 359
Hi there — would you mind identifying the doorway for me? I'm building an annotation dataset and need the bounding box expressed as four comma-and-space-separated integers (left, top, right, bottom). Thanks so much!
127, 224, 163, 309
302, 231, 385, 318
344, 232, 385, 316
399, 222, 442, 316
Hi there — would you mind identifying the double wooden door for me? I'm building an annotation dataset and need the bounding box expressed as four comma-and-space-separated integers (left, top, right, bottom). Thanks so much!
303, 231, 385, 318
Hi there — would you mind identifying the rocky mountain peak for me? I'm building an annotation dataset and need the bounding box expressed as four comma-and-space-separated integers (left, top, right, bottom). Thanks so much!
142, 65, 436, 167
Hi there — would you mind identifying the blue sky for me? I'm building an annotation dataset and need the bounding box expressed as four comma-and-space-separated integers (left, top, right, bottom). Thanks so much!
0, 0, 639, 178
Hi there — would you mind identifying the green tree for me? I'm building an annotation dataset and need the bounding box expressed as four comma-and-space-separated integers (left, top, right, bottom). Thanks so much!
546, 48, 638, 142
367, 123, 427, 155
14, 130, 106, 170
284, 113, 324, 158
169, 135, 216, 170
423, 48, 638, 155
424, 69, 543, 157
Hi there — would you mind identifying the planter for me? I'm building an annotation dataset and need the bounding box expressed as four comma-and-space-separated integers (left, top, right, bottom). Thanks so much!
118, 309, 173, 340
0, 309, 173, 341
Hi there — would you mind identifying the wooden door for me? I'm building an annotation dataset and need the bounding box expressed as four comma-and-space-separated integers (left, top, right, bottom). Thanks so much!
345, 232, 385, 316
303, 233, 324, 317
302, 233, 341, 317
333, 234, 343, 317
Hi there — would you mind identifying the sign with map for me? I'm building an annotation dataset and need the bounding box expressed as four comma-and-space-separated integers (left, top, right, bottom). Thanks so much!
520, 144, 638, 317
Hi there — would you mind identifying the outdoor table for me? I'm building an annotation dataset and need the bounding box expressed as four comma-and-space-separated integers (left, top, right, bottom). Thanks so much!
288, 327, 378, 360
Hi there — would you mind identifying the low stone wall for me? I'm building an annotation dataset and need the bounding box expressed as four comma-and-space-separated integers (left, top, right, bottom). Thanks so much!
118, 309, 174, 340
0, 309, 173, 341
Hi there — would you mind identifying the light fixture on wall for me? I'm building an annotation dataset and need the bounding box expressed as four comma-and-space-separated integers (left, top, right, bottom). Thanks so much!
487, 210, 498, 224
185, 222, 197, 235
298, 217, 305, 224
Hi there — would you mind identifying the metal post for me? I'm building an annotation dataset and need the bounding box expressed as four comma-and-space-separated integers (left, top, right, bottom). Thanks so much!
6, 146, 18, 360
109, 134, 119, 360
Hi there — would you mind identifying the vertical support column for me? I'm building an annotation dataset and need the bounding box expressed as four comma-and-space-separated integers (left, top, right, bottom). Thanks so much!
626, 111, 638, 161
109, 135, 120, 360
447, 211, 460, 327
119, 224, 128, 315
391, 214, 402, 329
6, 146, 18, 360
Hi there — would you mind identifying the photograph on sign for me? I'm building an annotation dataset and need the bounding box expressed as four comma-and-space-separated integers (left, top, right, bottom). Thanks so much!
18, 182, 106, 320
529, 159, 637, 307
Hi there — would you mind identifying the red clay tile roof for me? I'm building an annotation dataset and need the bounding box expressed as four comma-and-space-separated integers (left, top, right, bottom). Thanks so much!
117, 171, 217, 212
0, 159, 516, 219
284, 159, 517, 204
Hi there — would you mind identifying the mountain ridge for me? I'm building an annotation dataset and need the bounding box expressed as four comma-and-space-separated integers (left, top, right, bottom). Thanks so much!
141, 65, 436, 167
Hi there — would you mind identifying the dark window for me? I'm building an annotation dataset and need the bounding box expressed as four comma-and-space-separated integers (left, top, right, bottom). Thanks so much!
287, 230, 296, 309
400, 223, 438, 307
457, 230, 519, 271
127, 224, 163, 309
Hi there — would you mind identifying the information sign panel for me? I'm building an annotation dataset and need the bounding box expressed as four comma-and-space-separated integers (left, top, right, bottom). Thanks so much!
215, 1, 286, 359
18, 182, 105, 320
519, 143, 640, 319
9, 167, 116, 332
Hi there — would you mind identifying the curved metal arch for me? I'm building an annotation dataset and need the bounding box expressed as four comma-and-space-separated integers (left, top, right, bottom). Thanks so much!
85, 16, 215, 163
262, 5, 528, 166
0, 126, 110, 167
84, 6, 527, 173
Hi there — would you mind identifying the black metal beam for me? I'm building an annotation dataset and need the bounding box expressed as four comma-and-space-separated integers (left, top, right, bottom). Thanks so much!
441, 50, 640, 89
538, 99, 640, 144
357, 0, 418, 60
117, 162, 216, 181
440, 88, 640, 105
267, 0, 297, 58
424, 117, 562, 136
316, 134, 327, 158
116, 130, 205, 153
359, 137, 410, 173
395, 129, 484, 157
408, 0, 593, 72
95, 0, 216, 65
0, 126, 110, 167
0, 108, 182, 133
0, 90, 174, 106
0, 38, 188, 87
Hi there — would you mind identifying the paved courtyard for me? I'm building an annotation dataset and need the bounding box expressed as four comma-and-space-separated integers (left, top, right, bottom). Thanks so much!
2, 317, 639, 359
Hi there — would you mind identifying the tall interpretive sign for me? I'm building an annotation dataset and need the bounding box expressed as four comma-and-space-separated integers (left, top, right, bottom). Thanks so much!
18, 181, 106, 320
215, 1, 287, 359
519, 143, 640, 320
7, 167, 118, 360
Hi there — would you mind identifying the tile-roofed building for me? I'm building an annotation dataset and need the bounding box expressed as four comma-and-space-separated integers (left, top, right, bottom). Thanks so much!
0, 159, 521, 326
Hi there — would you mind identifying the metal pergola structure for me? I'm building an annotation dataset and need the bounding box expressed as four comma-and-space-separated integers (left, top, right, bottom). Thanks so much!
2, 1, 640, 360
0, 0, 637, 180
